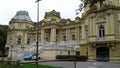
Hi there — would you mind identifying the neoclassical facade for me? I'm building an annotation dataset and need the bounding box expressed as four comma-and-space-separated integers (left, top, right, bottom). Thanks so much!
6, 0, 120, 61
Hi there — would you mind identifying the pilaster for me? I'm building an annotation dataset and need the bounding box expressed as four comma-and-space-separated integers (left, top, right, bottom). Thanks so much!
109, 14, 115, 34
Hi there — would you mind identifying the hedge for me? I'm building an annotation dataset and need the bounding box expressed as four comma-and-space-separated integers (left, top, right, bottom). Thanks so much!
56, 55, 88, 61
0, 54, 7, 57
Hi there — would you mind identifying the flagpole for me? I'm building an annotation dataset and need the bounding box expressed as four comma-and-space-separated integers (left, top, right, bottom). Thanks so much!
35, 0, 41, 68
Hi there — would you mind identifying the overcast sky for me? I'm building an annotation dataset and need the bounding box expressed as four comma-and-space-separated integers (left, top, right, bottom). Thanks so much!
0, 0, 82, 25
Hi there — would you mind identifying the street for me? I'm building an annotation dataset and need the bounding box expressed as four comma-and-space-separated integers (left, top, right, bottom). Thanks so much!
39, 61, 120, 68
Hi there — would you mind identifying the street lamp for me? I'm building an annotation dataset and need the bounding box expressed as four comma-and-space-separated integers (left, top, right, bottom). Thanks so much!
35, 0, 41, 68
9, 38, 13, 60
10, 45, 13, 60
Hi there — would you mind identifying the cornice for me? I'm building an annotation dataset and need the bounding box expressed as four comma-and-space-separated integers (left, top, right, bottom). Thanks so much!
82, 5, 120, 20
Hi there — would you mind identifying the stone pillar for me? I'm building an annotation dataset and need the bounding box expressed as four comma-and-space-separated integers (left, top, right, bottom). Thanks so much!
109, 14, 115, 34
50, 28, 56, 44
92, 17, 96, 36
75, 27, 80, 40
66, 29, 68, 41
24, 32, 27, 47
88, 45, 96, 61
81, 24, 85, 40
89, 18, 92, 37
60, 30, 62, 41
66, 28, 70, 41
41, 29, 44, 44
68, 29, 70, 41
106, 14, 110, 34
13, 32, 16, 47
80, 45, 87, 56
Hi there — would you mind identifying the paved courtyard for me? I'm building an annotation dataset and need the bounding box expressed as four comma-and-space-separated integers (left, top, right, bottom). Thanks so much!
39, 61, 120, 68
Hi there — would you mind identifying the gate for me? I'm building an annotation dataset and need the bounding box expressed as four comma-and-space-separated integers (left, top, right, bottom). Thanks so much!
96, 47, 109, 61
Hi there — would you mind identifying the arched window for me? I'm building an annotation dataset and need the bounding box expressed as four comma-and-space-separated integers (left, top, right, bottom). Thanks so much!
98, 25, 105, 37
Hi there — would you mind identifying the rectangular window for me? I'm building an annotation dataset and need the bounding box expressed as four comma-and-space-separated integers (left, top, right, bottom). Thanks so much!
17, 38, 21, 45
18, 23, 22, 28
27, 39, 30, 44
72, 35, 75, 41
63, 36, 66, 41
68, 51, 70, 55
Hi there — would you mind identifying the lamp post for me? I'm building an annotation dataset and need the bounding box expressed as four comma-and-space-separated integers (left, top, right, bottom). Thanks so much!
35, 0, 41, 68
10, 45, 13, 60
10, 38, 13, 60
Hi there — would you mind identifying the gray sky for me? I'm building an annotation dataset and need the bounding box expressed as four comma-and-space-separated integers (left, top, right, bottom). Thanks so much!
0, 0, 82, 25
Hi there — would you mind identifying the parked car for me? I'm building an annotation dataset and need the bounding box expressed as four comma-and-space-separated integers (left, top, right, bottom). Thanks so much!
32, 55, 40, 60
23, 53, 36, 61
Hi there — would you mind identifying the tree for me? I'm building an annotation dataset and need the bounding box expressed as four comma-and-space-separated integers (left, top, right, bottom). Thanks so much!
76, 0, 105, 15
0, 25, 8, 54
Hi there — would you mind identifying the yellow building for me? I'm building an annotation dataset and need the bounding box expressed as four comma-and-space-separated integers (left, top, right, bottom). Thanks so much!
6, 0, 120, 61
6, 10, 79, 60
82, 0, 120, 61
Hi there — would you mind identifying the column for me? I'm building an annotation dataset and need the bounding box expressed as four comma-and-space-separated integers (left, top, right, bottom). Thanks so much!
75, 27, 80, 40
50, 28, 56, 44
81, 24, 85, 40
66, 28, 70, 41
92, 17, 96, 36
68, 28, 70, 41
13, 32, 16, 47
106, 14, 110, 35
89, 18, 92, 36
41, 29, 44, 44
60, 30, 62, 41
24, 32, 27, 47
65, 29, 67, 45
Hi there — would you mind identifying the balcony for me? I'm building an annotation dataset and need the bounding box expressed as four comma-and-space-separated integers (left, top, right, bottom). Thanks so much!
97, 37, 105, 41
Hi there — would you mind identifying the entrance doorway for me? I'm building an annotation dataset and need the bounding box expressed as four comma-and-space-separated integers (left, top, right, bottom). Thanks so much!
96, 47, 109, 61
76, 51, 80, 55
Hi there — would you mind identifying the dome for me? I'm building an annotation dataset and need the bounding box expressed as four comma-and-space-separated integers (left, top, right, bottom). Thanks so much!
12, 10, 32, 21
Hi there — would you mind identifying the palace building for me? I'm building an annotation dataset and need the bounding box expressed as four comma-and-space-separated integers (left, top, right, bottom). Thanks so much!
6, 0, 120, 61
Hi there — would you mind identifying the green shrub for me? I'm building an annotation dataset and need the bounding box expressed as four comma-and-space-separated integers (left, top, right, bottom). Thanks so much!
56, 55, 88, 61
0, 54, 7, 57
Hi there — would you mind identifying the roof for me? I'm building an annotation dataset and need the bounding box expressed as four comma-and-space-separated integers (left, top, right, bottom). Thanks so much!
12, 10, 32, 21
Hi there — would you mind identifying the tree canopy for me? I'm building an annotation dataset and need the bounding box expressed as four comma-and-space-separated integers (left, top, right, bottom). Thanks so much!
76, 0, 105, 15
0, 25, 8, 54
